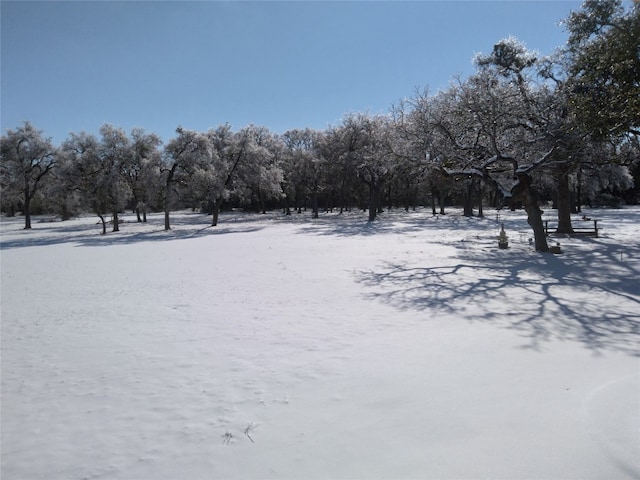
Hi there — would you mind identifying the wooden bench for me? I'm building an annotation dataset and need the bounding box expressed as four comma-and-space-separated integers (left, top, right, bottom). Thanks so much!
37, 216, 60, 223
544, 219, 599, 238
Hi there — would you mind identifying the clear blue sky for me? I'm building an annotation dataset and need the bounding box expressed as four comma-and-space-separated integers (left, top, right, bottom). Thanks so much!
2, 0, 586, 146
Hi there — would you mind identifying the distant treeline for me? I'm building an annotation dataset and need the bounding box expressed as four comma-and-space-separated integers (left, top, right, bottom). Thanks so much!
2, 0, 638, 252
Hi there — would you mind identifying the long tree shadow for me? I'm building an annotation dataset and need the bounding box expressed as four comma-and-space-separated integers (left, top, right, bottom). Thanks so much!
0, 212, 265, 250
356, 239, 640, 356
292, 210, 498, 238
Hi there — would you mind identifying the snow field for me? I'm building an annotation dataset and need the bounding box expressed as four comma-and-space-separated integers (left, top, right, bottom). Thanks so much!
1, 208, 639, 479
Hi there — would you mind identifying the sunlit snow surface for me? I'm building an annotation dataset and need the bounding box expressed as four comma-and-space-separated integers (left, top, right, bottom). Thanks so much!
1, 207, 639, 479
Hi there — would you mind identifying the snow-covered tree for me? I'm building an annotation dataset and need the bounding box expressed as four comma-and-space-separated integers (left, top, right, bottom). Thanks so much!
124, 128, 163, 223
96, 124, 133, 232
0, 122, 57, 229
233, 125, 284, 214
392, 92, 460, 214
205, 124, 252, 226
59, 131, 110, 234
335, 113, 396, 221
422, 40, 558, 251
162, 127, 211, 230
282, 128, 326, 218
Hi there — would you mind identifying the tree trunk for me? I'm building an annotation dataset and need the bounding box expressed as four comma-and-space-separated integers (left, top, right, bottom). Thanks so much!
556, 172, 574, 234
368, 183, 377, 222
23, 180, 32, 229
164, 182, 173, 230
463, 181, 473, 217
514, 174, 549, 252
61, 203, 71, 221
211, 201, 220, 226
112, 211, 120, 232
164, 208, 171, 230
311, 190, 319, 219
97, 213, 107, 235
576, 168, 583, 214
164, 165, 178, 231
477, 180, 484, 218
431, 186, 437, 215
284, 195, 291, 216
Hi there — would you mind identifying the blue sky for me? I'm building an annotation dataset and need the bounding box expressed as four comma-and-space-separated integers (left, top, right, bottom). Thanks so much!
2, 1, 586, 145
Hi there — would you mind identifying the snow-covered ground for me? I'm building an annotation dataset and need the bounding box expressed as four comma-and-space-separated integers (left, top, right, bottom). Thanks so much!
1, 207, 639, 480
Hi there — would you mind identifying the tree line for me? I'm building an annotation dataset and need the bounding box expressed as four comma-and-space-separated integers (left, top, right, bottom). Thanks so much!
2, 0, 638, 251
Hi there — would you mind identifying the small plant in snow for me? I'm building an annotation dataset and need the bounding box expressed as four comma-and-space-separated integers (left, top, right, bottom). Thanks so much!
244, 423, 255, 443
222, 431, 233, 445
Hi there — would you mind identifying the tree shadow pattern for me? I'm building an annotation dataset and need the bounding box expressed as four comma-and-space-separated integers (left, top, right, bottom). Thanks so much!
356, 239, 640, 356
0, 212, 265, 250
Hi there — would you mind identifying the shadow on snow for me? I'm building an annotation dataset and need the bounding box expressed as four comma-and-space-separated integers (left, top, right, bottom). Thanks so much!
0, 212, 265, 250
356, 237, 640, 356
290, 209, 496, 238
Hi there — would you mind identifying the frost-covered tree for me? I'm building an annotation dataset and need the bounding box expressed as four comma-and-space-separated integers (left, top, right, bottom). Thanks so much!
96, 124, 132, 232
59, 131, 107, 234
283, 128, 326, 218
573, 139, 635, 207
205, 124, 253, 225
423, 81, 498, 218
162, 127, 211, 230
57, 125, 133, 234
42, 146, 83, 221
0, 122, 57, 229
335, 113, 395, 221
124, 128, 163, 222
394, 92, 457, 214
422, 40, 558, 251
233, 125, 284, 214
320, 125, 360, 214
